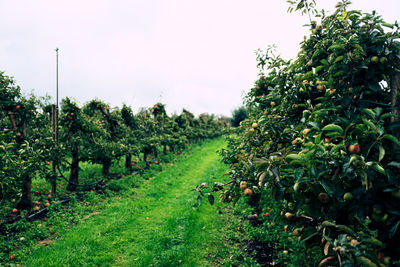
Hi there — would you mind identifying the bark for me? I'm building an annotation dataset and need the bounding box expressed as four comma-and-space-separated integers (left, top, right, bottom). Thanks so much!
67, 144, 79, 191
125, 154, 132, 172
391, 73, 400, 160
18, 177, 33, 209
102, 158, 112, 177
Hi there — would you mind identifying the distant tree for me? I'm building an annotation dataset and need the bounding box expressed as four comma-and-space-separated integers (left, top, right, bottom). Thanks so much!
230, 106, 247, 127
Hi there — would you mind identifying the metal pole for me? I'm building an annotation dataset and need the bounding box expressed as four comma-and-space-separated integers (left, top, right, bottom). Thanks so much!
56, 48, 59, 111
55, 48, 59, 142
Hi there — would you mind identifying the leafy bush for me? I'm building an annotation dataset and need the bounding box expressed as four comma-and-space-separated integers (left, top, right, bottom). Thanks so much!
211, 1, 400, 265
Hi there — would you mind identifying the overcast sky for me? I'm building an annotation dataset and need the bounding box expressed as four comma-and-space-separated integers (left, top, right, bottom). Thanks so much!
1, 1, 399, 116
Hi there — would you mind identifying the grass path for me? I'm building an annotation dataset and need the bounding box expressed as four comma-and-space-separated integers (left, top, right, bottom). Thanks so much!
24, 138, 237, 266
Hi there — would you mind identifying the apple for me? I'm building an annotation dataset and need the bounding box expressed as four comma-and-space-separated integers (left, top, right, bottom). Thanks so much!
16, 105, 21, 109
317, 85, 325, 91
45, 202, 50, 207
348, 144, 361, 154
343, 192, 354, 202
12, 208, 18, 213
283, 250, 288, 254
239, 181, 248, 189
252, 122, 258, 128
318, 192, 330, 204
9, 254, 16, 260
154, 161, 159, 164
324, 138, 330, 143
70, 112, 74, 116
284, 225, 289, 232
270, 101, 276, 107
46, 161, 51, 165
34, 206, 40, 211
293, 229, 299, 236
35, 191, 40, 195
48, 194, 52, 198
302, 128, 311, 135
306, 60, 312, 67
380, 57, 388, 64
371, 56, 379, 63
243, 188, 253, 196
285, 212, 294, 220
34, 201, 40, 205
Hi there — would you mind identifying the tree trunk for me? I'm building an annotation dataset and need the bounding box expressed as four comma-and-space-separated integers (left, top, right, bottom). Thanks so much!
102, 158, 112, 177
125, 154, 132, 173
67, 144, 79, 191
18, 177, 33, 209
391, 73, 400, 160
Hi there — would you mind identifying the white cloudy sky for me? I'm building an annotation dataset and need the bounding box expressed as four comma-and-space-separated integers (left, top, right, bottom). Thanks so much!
1, 0, 399, 116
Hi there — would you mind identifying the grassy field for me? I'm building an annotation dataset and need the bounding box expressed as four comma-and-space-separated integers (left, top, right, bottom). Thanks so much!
21, 138, 254, 266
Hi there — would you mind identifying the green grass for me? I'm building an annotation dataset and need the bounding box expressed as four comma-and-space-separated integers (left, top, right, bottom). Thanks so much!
22, 138, 251, 267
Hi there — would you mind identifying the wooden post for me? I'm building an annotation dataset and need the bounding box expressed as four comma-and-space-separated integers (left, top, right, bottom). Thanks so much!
51, 104, 57, 194
391, 73, 400, 160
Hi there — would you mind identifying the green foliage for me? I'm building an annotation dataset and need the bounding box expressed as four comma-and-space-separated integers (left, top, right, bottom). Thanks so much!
219, 2, 400, 266
231, 106, 248, 127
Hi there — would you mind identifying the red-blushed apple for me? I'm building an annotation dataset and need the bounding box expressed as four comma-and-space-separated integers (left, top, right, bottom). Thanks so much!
244, 188, 253, 196
348, 144, 361, 154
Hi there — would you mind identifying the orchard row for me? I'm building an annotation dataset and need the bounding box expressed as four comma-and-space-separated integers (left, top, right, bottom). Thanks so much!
200, 1, 400, 266
0, 73, 229, 212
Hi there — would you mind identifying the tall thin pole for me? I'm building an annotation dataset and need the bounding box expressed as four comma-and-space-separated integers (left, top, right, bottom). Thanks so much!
52, 48, 60, 194
55, 48, 59, 142
55, 48, 59, 112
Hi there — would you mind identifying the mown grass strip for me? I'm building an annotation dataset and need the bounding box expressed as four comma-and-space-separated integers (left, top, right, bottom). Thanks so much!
23, 138, 239, 266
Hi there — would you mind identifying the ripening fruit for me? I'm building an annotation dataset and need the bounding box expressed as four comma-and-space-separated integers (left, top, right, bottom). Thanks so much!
252, 122, 258, 128
34, 201, 40, 205
306, 60, 312, 67
244, 188, 253, 196
34, 206, 40, 211
239, 181, 248, 189
46, 161, 51, 165
293, 228, 299, 236
302, 128, 311, 135
324, 138, 330, 143
317, 85, 325, 91
285, 212, 294, 220
348, 144, 361, 154
371, 56, 379, 63
270, 101, 276, 107
318, 193, 330, 204
9, 254, 16, 260
12, 208, 18, 213
343, 192, 354, 202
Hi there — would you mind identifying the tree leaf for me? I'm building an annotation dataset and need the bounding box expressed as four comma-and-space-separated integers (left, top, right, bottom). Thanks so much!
378, 145, 385, 162
208, 194, 214, 205
322, 124, 343, 134
383, 134, 400, 145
